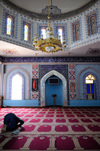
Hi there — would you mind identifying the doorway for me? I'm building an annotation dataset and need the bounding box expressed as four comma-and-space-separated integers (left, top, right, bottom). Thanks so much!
45, 75, 63, 106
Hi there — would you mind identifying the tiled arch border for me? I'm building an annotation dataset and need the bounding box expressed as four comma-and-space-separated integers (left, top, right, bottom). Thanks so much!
83, 72, 99, 100
77, 67, 100, 100
4, 66, 30, 99
9, 72, 25, 100
40, 70, 67, 107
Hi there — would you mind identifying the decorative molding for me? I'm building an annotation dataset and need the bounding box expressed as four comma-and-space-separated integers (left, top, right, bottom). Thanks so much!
1, 56, 100, 63
2, 0, 98, 20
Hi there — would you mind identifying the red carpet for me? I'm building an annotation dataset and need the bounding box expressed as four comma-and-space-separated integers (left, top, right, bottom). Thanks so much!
0, 107, 100, 150
21, 125, 35, 132
38, 125, 51, 132
78, 136, 100, 149
43, 119, 53, 123
29, 119, 41, 123
3, 136, 28, 149
80, 118, 92, 123
29, 136, 50, 150
56, 119, 66, 123
93, 118, 100, 122
71, 124, 86, 132
68, 118, 79, 123
55, 125, 68, 132
87, 124, 100, 131
55, 136, 75, 150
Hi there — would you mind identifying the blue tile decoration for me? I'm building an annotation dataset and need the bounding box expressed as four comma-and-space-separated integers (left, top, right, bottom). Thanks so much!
2, 9, 18, 39
1, 56, 100, 63
75, 65, 100, 100
54, 23, 68, 45
68, 64, 76, 100
39, 65, 68, 80
37, 23, 48, 39
32, 64, 39, 100
21, 17, 33, 44
70, 17, 83, 44
32, 91, 39, 100
4, 65, 32, 100
38, 25, 48, 39
32, 64, 39, 79
83, 72, 99, 100
84, 8, 99, 39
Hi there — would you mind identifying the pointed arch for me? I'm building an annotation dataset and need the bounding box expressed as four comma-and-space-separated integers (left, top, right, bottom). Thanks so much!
4, 66, 30, 100
11, 73, 23, 100
40, 70, 67, 106
77, 67, 100, 100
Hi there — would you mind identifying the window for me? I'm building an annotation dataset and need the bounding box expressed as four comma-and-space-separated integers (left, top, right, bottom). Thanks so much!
87, 12, 97, 36
41, 27, 46, 39
72, 20, 80, 42
6, 16, 12, 35
58, 27, 63, 43
23, 21, 31, 42
85, 74, 95, 100
90, 16, 97, 35
24, 24, 29, 41
75, 24, 80, 41
11, 74, 23, 100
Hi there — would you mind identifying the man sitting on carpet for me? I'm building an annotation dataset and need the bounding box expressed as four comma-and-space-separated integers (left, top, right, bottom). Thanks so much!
1, 113, 24, 134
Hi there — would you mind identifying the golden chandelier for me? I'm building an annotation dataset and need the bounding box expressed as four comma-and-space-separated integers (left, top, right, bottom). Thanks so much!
33, 0, 66, 53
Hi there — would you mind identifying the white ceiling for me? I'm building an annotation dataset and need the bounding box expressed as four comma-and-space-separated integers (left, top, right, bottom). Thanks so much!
0, 40, 100, 57
9, 0, 91, 14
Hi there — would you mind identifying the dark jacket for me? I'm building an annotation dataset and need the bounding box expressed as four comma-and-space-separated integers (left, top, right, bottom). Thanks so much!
4, 113, 24, 131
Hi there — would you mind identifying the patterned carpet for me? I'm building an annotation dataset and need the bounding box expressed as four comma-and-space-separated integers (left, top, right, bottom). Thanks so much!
0, 107, 100, 150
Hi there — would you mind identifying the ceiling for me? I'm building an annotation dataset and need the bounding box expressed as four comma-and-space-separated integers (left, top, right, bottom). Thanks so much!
0, 40, 100, 57
0, 0, 100, 58
9, 0, 91, 14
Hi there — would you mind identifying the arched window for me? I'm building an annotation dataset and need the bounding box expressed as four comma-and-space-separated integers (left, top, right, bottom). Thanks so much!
41, 27, 46, 39
24, 24, 29, 41
6, 16, 12, 35
85, 74, 95, 100
75, 24, 80, 41
11, 74, 23, 100
58, 27, 63, 43
90, 16, 97, 35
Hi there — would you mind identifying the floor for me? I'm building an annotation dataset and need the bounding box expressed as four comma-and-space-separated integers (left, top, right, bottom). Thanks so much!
0, 107, 100, 150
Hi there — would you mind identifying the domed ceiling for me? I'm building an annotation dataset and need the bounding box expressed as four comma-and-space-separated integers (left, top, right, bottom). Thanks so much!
9, 0, 91, 14
0, 0, 100, 57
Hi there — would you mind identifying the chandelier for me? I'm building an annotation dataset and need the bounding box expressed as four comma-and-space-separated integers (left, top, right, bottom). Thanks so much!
33, 0, 66, 53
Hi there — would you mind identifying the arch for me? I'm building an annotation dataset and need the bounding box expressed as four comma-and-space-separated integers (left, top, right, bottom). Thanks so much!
77, 67, 100, 99
11, 73, 24, 100
40, 70, 67, 107
4, 66, 30, 99
83, 72, 98, 100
